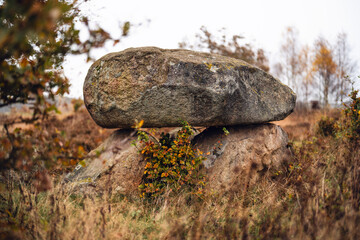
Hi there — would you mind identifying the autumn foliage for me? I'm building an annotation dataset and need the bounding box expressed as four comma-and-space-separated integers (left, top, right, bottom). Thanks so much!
275, 27, 357, 106
343, 85, 360, 141
1, 1, 360, 238
134, 122, 206, 198
312, 38, 338, 106
0, 0, 123, 171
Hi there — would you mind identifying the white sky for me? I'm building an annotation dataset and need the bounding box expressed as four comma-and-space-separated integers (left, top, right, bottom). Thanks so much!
63, 0, 360, 98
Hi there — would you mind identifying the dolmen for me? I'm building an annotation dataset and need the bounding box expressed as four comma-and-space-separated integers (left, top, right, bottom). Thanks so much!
65, 47, 296, 194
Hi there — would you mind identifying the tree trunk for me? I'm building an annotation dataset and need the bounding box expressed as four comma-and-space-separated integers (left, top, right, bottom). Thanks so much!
324, 74, 329, 107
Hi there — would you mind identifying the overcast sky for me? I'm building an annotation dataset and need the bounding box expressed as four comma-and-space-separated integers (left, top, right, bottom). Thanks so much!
63, 0, 360, 98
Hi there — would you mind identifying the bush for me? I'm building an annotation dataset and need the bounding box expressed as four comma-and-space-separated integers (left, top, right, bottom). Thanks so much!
343, 87, 360, 141
317, 116, 337, 137
134, 122, 206, 198
71, 99, 84, 112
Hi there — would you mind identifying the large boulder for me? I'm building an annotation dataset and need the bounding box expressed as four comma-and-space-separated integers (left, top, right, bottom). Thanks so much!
64, 129, 145, 195
193, 123, 291, 191
83, 47, 296, 128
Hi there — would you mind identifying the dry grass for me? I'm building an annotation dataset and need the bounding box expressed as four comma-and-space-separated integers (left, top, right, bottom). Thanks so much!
275, 108, 342, 140
1, 108, 360, 239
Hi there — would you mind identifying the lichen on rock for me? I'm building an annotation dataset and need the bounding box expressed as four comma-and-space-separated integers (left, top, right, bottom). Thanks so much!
83, 47, 296, 129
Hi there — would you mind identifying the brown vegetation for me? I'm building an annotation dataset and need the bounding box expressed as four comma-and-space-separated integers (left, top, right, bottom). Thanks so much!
1, 2, 359, 239
1, 103, 360, 239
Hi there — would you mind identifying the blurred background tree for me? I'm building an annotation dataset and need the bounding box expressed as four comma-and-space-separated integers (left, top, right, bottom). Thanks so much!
180, 26, 358, 107
179, 26, 270, 72
274, 27, 357, 107
0, 0, 128, 171
277, 27, 302, 94
333, 32, 357, 104
312, 37, 338, 107
298, 45, 314, 103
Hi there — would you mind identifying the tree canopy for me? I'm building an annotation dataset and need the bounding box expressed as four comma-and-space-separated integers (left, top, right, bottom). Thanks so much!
0, 0, 116, 121
275, 26, 357, 106
0, 0, 127, 170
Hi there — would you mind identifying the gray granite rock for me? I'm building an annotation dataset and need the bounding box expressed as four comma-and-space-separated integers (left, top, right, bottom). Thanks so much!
64, 129, 145, 195
84, 47, 296, 128
192, 123, 291, 191
64, 124, 290, 194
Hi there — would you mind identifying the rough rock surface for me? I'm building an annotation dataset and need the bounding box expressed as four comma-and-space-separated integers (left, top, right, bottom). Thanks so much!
65, 124, 290, 194
64, 129, 145, 194
193, 123, 291, 191
83, 47, 296, 128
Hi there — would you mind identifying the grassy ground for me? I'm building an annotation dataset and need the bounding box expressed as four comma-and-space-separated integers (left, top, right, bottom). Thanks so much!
1, 107, 360, 239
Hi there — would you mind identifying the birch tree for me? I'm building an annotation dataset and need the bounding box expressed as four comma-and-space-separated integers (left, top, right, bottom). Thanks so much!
312, 38, 337, 107
334, 32, 357, 103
